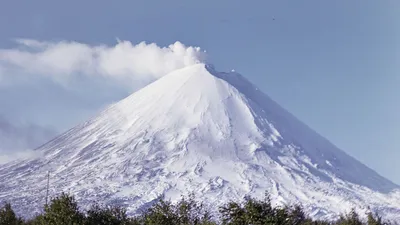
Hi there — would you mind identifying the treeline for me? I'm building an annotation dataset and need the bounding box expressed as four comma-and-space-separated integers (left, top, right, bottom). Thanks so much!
0, 192, 394, 225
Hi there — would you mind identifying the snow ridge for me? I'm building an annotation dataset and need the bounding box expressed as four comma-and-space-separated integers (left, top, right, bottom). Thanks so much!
0, 63, 399, 221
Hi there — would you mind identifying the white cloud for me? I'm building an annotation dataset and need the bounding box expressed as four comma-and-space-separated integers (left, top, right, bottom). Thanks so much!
0, 115, 55, 164
0, 39, 207, 88
0, 149, 42, 164
0, 39, 207, 164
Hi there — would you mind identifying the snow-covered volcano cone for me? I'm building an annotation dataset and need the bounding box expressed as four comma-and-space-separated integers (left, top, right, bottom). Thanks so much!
1, 63, 399, 221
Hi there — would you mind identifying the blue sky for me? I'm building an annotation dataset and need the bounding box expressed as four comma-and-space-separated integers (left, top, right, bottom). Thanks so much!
0, 1, 399, 183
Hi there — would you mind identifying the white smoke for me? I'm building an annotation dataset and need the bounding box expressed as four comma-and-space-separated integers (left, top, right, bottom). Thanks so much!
0, 149, 43, 164
0, 39, 208, 163
0, 39, 207, 87
0, 39, 207, 164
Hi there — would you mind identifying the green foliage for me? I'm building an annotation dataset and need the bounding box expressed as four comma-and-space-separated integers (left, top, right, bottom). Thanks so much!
336, 209, 364, 225
141, 193, 216, 225
0, 202, 23, 225
366, 212, 387, 225
39, 192, 85, 225
1, 191, 395, 225
85, 203, 134, 225
219, 192, 311, 225
142, 199, 178, 225
219, 201, 246, 225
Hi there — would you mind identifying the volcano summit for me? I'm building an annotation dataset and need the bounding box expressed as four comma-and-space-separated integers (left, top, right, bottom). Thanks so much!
1, 63, 399, 220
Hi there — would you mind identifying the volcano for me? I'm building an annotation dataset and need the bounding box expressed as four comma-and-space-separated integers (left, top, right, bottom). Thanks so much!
1, 63, 399, 220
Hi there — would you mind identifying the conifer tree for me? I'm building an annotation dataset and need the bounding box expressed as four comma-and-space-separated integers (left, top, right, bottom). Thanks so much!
0, 203, 23, 225
38, 192, 84, 225
366, 212, 386, 225
85, 203, 134, 225
336, 208, 363, 225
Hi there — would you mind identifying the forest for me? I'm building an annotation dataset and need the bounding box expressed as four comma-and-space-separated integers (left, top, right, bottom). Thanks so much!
0, 192, 395, 225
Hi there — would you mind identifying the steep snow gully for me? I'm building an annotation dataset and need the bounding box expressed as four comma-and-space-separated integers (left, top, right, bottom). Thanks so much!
0, 63, 399, 221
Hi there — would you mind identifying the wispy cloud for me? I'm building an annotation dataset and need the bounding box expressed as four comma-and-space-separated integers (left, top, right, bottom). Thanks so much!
0, 149, 43, 164
0, 39, 207, 88
0, 115, 56, 164
0, 39, 207, 163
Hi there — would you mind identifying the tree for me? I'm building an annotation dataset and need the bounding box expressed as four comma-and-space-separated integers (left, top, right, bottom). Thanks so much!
86, 203, 135, 225
0, 203, 23, 225
243, 194, 276, 225
174, 193, 215, 225
0, 191, 396, 225
38, 192, 84, 225
288, 205, 307, 225
366, 211, 389, 225
219, 201, 246, 225
336, 208, 363, 225
142, 193, 216, 225
142, 198, 179, 225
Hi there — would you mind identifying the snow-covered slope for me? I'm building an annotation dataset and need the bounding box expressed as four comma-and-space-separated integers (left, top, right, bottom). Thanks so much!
0, 63, 399, 221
